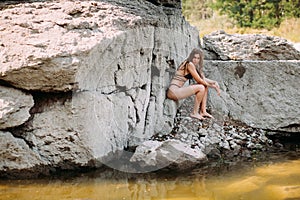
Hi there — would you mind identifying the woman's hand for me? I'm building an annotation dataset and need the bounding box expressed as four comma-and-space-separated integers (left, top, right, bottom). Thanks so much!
212, 82, 221, 96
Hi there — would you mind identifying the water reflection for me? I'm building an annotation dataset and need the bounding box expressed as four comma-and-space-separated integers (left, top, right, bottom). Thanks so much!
1, 159, 300, 200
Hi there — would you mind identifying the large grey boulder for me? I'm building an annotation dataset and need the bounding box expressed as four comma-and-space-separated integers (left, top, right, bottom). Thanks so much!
21, 97, 95, 169
0, 131, 48, 178
205, 60, 300, 132
0, 85, 34, 129
0, 0, 198, 139
0, 0, 200, 177
203, 30, 300, 60
130, 139, 207, 170
0, 0, 198, 92
1, 0, 298, 178
202, 30, 300, 133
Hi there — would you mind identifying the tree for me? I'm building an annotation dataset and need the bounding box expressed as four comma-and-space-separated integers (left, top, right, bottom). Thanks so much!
210, 0, 300, 29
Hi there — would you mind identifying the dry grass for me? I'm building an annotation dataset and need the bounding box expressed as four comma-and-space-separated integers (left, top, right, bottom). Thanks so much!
186, 13, 300, 43
272, 18, 300, 42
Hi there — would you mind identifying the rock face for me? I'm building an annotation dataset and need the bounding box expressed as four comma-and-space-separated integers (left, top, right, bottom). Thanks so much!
205, 60, 300, 132
130, 139, 207, 171
203, 31, 300, 133
0, 1, 299, 178
0, 131, 48, 178
130, 96, 273, 171
203, 30, 300, 60
0, 85, 34, 129
0, 0, 200, 177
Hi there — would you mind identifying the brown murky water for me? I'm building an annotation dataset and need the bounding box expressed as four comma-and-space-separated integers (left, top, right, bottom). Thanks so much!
1, 156, 300, 200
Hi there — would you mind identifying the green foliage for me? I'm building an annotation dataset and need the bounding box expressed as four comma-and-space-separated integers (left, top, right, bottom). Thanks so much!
209, 0, 300, 29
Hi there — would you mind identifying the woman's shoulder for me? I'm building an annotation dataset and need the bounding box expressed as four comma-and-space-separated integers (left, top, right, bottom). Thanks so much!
187, 61, 196, 68
178, 61, 195, 71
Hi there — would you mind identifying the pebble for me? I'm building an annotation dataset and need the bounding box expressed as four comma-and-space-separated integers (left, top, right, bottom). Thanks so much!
150, 96, 277, 160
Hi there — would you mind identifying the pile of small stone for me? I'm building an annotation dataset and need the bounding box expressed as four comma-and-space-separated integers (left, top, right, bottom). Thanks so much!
151, 96, 274, 160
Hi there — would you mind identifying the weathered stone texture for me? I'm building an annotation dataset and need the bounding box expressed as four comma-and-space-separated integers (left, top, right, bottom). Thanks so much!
0, 0, 200, 177
0, 85, 34, 129
204, 60, 300, 132
202, 31, 300, 133
0, 131, 48, 177
130, 139, 207, 170
203, 30, 300, 60
1, 0, 299, 178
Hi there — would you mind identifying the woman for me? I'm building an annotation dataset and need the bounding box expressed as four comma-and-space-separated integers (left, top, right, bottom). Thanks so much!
166, 48, 220, 120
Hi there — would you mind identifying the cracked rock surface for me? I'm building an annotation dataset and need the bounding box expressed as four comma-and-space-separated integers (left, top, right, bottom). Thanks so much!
133, 96, 274, 170
0, 85, 34, 129
0, 0, 199, 178
0, 1, 299, 178
203, 30, 300, 60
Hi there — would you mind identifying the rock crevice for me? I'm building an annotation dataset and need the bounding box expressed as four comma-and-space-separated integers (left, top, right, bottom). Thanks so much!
1, 1, 299, 178
0, 0, 200, 178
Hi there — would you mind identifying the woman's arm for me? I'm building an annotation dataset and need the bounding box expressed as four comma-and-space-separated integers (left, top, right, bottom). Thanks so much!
200, 71, 217, 86
204, 77, 217, 85
189, 63, 221, 96
204, 77, 221, 96
187, 63, 209, 86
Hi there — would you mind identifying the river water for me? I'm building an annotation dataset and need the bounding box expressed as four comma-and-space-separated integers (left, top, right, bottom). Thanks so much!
1, 138, 300, 200
1, 155, 300, 199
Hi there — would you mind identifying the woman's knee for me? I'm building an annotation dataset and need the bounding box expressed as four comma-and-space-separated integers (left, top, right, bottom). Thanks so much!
193, 84, 205, 94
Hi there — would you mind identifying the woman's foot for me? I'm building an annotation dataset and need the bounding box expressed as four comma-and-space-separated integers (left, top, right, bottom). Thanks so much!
190, 113, 204, 120
201, 112, 214, 119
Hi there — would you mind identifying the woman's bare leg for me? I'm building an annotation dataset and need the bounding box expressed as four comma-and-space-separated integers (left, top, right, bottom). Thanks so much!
167, 84, 203, 100
190, 85, 205, 120
200, 87, 214, 118
167, 84, 206, 120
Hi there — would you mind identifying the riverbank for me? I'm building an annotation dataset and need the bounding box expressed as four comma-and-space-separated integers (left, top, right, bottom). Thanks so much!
2, 94, 297, 179
1, 0, 299, 180
1, 140, 300, 200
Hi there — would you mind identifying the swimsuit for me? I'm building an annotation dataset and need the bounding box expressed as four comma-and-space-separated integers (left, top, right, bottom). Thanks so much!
184, 73, 193, 79
170, 71, 193, 86
167, 63, 194, 99
168, 61, 195, 90
169, 83, 181, 88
